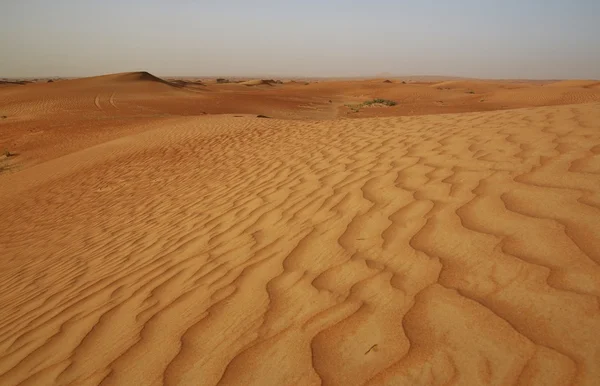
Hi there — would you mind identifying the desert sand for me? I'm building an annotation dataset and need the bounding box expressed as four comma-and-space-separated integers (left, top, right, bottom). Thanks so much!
1, 73, 600, 385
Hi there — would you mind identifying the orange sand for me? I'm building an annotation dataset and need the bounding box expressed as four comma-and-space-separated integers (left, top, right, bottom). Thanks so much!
1, 73, 600, 385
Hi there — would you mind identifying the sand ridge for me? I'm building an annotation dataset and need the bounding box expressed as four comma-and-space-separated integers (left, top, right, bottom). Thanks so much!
1, 73, 600, 385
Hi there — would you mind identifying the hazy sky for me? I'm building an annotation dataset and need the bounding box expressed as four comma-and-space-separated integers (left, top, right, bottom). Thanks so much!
1, 0, 599, 79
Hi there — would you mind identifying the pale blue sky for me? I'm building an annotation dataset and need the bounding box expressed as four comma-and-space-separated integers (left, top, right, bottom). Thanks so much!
1, 0, 599, 78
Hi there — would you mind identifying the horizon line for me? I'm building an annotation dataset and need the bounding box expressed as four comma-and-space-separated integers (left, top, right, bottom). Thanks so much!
1, 72, 581, 82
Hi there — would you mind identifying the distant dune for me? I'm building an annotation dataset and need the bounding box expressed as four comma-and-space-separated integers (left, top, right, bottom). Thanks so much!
544, 80, 600, 88
1, 72, 600, 385
240, 79, 281, 86
49, 71, 184, 90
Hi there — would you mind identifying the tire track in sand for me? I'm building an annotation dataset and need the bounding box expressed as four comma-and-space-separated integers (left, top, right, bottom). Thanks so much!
93, 94, 102, 111
109, 92, 118, 109
94, 92, 118, 112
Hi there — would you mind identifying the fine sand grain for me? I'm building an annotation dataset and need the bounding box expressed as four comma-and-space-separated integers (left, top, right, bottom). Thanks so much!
1, 73, 600, 385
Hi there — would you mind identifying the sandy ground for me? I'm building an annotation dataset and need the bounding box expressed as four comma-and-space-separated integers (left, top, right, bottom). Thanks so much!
1, 73, 600, 385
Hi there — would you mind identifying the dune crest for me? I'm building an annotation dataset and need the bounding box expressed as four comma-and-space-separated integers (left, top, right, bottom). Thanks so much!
102, 71, 184, 88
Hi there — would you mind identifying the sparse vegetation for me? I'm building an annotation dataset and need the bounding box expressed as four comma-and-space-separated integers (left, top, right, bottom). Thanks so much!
363, 98, 397, 107
0, 115, 7, 119
256, 114, 270, 118
345, 104, 362, 113
466, 90, 475, 94
216, 78, 230, 84
345, 98, 398, 113
0, 149, 15, 173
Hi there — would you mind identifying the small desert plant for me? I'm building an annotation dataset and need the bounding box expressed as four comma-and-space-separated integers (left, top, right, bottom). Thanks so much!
345, 104, 361, 113
0, 115, 7, 119
363, 98, 397, 107
3, 149, 13, 157
466, 90, 475, 94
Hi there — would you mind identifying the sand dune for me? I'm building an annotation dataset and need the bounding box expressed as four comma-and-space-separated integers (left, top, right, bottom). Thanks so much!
3, 72, 600, 169
1, 73, 600, 385
239, 79, 281, 86
544, 80, 600, 88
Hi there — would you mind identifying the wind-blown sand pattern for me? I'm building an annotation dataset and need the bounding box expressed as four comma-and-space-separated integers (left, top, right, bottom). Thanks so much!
1, 74, 600, 385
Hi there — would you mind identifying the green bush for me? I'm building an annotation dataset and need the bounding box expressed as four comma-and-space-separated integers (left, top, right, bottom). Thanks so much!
363, 99, 397, 107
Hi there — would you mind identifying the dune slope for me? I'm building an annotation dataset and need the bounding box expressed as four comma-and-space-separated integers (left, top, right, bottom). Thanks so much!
1, 102, 600, 385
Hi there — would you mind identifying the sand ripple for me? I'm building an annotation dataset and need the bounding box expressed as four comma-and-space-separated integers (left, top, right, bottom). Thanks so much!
1, 103, 600, 385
